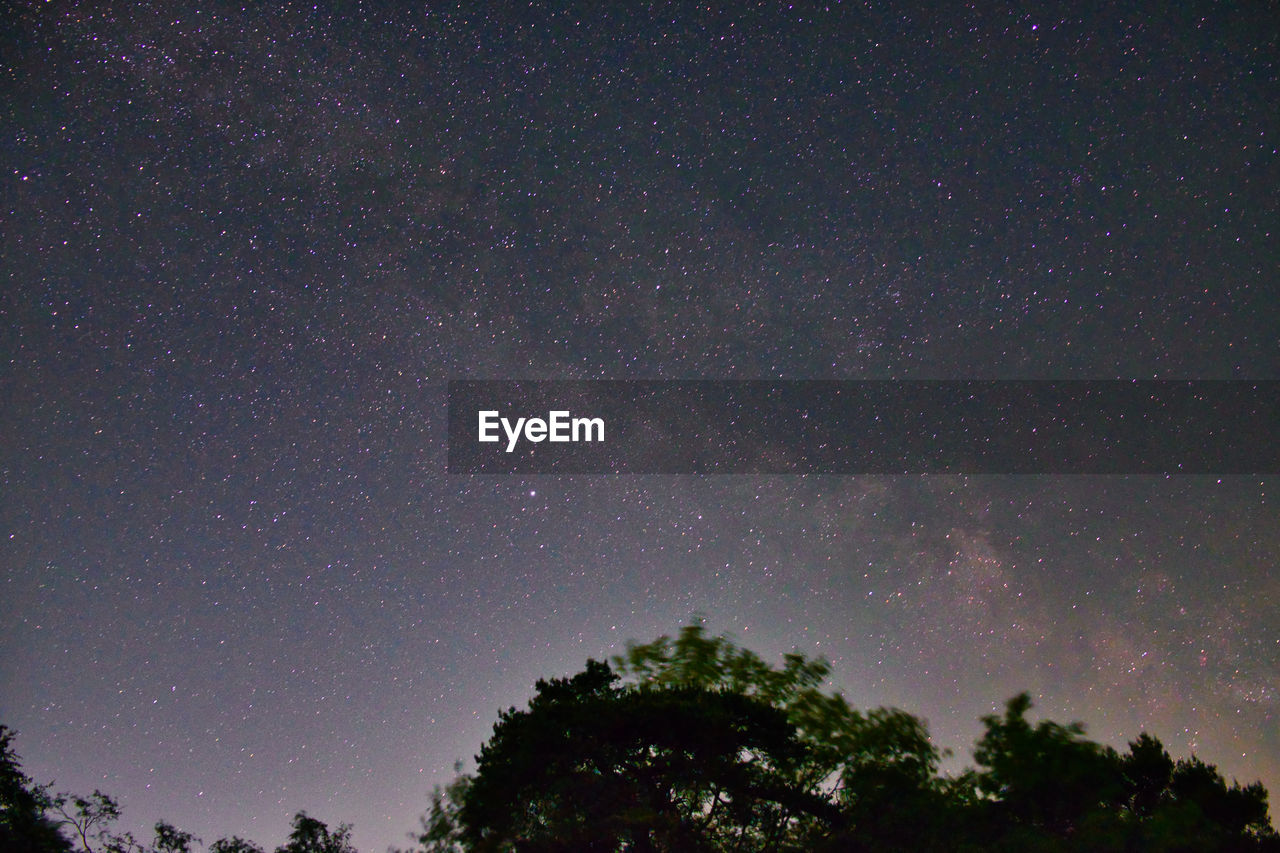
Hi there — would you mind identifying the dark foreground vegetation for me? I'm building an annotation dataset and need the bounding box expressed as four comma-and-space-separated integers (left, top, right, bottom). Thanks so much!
5, 625, 1276, 852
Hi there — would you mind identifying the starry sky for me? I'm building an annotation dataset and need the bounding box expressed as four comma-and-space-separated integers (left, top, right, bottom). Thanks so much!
2, 2, 1278, 850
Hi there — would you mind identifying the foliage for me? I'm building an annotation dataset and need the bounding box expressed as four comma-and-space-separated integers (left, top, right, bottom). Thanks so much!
459, 659, 840, 850
273, 812, 357, 853
0, 725, 72, 853
613, 622, 942, 793
208, 837, 267, 853
973, 692, 1123, 833
152, 822, 199, 853
5, 624, 1280, 852
967, 694, 1278, 852
50, 790, 126, 853
397, 767, 469, 853
428, 623, 1279, 852
447, 624, 954, 851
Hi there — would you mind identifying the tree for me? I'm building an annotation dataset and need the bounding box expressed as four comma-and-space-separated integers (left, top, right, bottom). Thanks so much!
398, 767, 469, 853
50, 791, 126, 853
209, 837, 267, 853
0, 726, 72, 853
970, 697, 1280, 852
417, 623, 1278, 852
1120, 732, 1176, 818
274, 812, 356, 853
1126, 750, 1276, 851
613, 622, 946, 846
460, 659, 836, 851
152, 822, 199, 853
973, 692, 1122, 836
449, 624, 955, 851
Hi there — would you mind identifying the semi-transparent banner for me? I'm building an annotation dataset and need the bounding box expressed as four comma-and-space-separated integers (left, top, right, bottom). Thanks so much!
447, 381, 1278, 474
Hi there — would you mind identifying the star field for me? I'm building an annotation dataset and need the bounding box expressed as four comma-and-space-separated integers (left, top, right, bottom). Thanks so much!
3, 3, 1278, 850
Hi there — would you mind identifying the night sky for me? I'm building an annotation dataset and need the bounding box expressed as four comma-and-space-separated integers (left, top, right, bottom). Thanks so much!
3, 2, 1278, 850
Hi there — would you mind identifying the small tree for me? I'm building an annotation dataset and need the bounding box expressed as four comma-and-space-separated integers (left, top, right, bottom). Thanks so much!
152, 822, 199, 853
274, 812, 356, 853
209, 837, 267, 853
51, 791, 125, 853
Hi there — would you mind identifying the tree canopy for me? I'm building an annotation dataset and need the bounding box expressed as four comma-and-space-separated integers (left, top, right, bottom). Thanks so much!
4, 624, 1277, 852
410, 624, 1277, 853
1, 725, 72, 853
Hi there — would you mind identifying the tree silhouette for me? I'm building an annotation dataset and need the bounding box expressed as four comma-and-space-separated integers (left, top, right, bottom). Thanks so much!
209, 837, 267, 853
1121, 731, 1176, 818
0, 726, 72, 853
460, 659, 838, 851
448, 624, 964, 851
410, 624, 1279, 853
966, 695, 1278, 851
50, 791, 125, 853
274, 812, 357, 853
5, 623, 1279, 852
973, 692, 1122, 835
152, 822, 199, 853
400, 770, 469, 853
